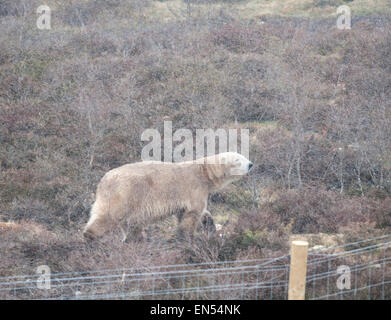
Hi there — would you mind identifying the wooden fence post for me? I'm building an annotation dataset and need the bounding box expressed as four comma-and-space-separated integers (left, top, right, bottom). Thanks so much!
288, 240, 309, 300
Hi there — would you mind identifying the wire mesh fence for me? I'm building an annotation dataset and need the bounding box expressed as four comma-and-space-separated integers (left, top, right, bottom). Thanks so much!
306, 234, 391, 300
1, 235, 390, 300
0, 257, 290, 300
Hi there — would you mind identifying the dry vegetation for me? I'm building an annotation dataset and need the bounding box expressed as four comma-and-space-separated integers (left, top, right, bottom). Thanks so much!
0, 0, 390, 288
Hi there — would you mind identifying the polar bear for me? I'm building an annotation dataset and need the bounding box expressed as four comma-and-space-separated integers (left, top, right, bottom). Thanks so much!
83, 152, 253, 241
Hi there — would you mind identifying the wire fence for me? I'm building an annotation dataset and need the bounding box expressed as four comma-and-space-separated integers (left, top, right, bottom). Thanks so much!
306, 234, 391, 300
1, 235, 390, 300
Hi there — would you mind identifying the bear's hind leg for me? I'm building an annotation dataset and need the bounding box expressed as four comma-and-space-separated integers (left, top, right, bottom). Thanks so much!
120, 226, 128, 242
199, 210, 216, 235
120, 221, 145, 243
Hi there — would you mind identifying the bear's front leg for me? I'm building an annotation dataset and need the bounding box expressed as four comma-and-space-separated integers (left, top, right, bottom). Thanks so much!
120, 223, 145, 243
199, 210, 216, 235
177, 210, 200, 239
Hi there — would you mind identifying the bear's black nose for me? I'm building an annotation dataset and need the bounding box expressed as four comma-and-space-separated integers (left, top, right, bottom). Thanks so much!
248, 162, 253, 170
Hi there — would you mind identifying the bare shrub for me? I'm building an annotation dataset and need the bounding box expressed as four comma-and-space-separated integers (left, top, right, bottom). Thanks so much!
235, 186, 372, 235
0, 0, 38, 17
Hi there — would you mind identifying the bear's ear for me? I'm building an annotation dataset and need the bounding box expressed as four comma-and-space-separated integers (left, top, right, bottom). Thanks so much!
202, 163, 225, 182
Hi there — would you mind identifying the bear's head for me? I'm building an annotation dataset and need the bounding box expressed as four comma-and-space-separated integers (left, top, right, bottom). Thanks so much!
200, 152, 253, 189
